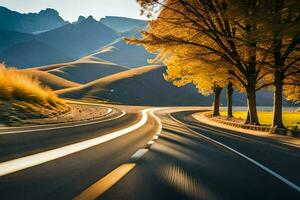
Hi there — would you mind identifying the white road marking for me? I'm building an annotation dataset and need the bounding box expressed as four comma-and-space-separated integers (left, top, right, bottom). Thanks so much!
65, 100, 109, 106
147, 140, 154, 145
74, 108, 164, 200
149, 109, 163, 135
146, 140, 155, 149
0, 108, 159, 177
169, 113, 300, 193
0, 109, 124, 135
130, 149, 149, 161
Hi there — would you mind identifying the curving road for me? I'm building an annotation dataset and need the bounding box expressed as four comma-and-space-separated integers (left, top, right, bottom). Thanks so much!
0, 104, 299, 200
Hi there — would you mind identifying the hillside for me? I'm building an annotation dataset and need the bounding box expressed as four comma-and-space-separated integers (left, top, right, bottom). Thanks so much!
58, 65, 213, 106
0, 40, 72, 68
0, 29, 34, 53
57, 65, 295, 107
0, 7, 67, 33
22, 69, 81, 90
35, 56, 128, 84
93, 39, 155, 67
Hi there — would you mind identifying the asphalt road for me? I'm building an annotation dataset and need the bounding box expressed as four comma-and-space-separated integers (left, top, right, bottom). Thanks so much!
0, 105, 299, 200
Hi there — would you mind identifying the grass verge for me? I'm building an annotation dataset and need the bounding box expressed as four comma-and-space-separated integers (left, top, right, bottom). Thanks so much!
0, 64, 69, 124
220, 111, 300, 129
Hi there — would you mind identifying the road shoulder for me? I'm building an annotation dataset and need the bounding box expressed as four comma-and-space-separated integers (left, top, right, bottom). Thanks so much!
192, 111, 300, 148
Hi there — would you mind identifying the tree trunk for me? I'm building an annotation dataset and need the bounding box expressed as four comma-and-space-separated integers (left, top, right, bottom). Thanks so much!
244, 23, 259, 125
212, 86, 222, 116
272, 71, 285, 129
227, 82, 233, 118
245, 109, 250, 124
246, 86, 260, 125
272, 34, 285, 129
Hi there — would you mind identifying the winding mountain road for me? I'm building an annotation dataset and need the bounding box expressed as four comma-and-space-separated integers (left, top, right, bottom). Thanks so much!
0, 104, 299, 200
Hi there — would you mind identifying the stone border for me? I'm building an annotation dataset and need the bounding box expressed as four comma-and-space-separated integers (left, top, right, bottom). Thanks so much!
205, 113, 300, 138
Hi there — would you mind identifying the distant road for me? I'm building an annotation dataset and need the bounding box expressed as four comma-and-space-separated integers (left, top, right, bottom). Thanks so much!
0, 105, 299, 200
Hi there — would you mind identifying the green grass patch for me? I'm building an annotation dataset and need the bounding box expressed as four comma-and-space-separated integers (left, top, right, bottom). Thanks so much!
220, 111, 300, 128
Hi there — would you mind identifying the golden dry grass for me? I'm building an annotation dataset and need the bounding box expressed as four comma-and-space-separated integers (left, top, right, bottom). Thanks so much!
221, 111, 300, 129
0, 64, 65, 108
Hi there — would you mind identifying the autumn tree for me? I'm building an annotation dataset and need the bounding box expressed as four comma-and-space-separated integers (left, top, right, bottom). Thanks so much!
261, 0, 300, 128
160, 41, 243, 117
132, 0, 269, 124
227, 0, 300, 128
163, 50, 231, 116
284, 74, 300, 104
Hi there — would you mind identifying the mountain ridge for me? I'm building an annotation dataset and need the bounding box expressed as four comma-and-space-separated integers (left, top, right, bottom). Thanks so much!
0, 7, 152, 68
100, 16, 147, 32
0, 6, 68, 33
0, 16, 120, 68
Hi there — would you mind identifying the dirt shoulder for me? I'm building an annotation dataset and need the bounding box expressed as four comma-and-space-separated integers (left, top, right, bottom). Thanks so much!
0, 103, 110, 127
192, 111, 300, 148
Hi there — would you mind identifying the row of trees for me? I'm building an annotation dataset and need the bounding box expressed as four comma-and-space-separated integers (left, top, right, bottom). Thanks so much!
129, 0, 300, 128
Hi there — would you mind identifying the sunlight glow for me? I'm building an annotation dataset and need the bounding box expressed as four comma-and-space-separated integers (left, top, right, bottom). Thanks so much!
162, 164, 217, 199
0, 0, 147, 22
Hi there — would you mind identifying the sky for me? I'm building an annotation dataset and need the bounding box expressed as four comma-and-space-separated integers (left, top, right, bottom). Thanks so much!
0, 0, 146, 22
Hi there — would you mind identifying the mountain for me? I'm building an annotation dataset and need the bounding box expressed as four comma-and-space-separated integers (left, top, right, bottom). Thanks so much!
0, 8, 151, 68
35, 55, 129, 84
0, 6, 68, 33
100, 16, 147, 33
0, 29, 33, 53
92, 39, 155, 67
57, 65, 213, 106
0, 40, 72, 68
76, 16, 86, 23
36, 16, 119, 59
0, 16, 120, 68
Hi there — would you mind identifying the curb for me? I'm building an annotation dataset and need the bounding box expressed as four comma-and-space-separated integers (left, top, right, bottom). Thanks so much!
205, 113, 300, 138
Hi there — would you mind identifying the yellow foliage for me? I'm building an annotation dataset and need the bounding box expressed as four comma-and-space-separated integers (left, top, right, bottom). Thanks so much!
284, 74, 300, 103
130, 0, 276, 94
129, 0, 268, 95
0, 64, 65, 107
164, 53, 230, 95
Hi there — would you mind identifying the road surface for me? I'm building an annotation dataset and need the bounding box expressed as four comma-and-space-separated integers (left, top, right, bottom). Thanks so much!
0, 104, 299, 200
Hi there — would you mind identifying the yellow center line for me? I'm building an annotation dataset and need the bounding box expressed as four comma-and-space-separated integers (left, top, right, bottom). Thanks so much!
73, 163, 136, 200
73, 108, 164, 200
